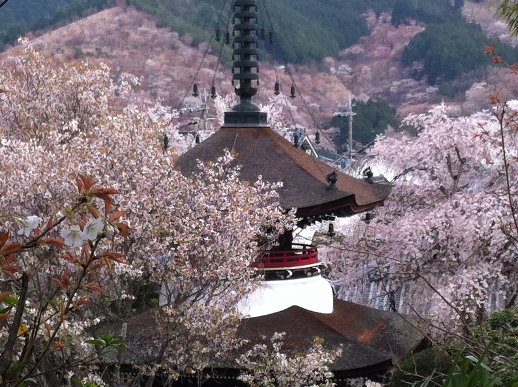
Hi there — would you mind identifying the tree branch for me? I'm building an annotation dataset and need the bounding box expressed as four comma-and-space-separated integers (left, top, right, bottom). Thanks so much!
496, 105, 518, 243
0, 273, 29, 379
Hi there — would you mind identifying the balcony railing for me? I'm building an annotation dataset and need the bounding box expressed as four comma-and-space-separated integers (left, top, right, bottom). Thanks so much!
254, 243, 319, 269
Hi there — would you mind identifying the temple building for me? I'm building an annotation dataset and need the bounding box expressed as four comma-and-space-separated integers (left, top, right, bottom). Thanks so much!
112, 1, 425, 385
169, 0, 425, 384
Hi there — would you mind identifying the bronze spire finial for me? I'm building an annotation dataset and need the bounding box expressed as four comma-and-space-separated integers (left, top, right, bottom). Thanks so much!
223, 0, 268, 127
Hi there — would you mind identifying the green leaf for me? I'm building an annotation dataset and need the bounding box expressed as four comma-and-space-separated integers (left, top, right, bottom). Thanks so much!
2, 294, 18, 306
85, 339, 105, 346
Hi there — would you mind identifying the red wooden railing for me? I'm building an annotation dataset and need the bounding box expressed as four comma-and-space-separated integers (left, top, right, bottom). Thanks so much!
254, 243, 319, 269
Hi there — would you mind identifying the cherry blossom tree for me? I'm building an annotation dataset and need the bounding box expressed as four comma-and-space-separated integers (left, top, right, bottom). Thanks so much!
0, 39, 295, 385
329, 101, 518, 333
237, 332, 341, 387
0, 176, 130, 386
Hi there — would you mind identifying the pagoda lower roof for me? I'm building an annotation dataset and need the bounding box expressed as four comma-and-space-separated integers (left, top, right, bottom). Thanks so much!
100, 298, 425, 380
238, 298, 425, 376
175, 126, 390, 217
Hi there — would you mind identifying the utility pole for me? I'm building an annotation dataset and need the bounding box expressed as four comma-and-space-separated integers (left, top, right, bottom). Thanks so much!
334, 92, 356, 160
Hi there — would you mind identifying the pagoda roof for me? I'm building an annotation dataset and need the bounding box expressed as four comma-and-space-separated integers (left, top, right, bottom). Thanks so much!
102, 299, 425, 381
176, 126, 391, 217
238, 299, 425, 376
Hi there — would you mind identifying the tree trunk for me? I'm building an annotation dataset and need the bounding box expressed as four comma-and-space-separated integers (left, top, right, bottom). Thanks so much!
0, 273, 29, 382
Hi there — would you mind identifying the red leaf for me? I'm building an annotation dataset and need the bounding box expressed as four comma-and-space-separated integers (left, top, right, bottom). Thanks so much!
81, 243, 91, 264
84, 282, 103, 294
45, 217, 54, 231
484, 44, 495, 55
0, 313, 9, 321
1, 259, 21, 278
61, 252, 79, 264
53, 340, 66, 350
116, 222, 131, 237
110, 211, 126, 222
0, 242, 22, 256
52, 272, 70, 289
102, 196, 114, 215
91, 188, 120, 196
78, 174, 95, 191
492, 56, 503, 64
76, 176, 84, 193
75, 296, 90, 306
99, 252, 126, 264
87, 205, 100, 219
51, 277, 64, 289
0, 231, 9, 248
89, 262, 104, 271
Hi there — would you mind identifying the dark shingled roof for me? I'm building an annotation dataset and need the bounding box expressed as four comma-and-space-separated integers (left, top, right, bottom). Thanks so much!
104, 299, 425, 379
175, 126, 391, 217
238, 299, 425, 376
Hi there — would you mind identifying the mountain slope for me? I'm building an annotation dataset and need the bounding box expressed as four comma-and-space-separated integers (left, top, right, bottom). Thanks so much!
1, 6, 350, 147
126, 0, 378, 63
1, 2, 517, 148
0, 0, 111, 49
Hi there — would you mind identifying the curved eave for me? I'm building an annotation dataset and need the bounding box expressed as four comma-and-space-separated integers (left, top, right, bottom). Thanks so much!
237, 299, 426, 373
296, 195, 385, 218
176, 126, 390, 215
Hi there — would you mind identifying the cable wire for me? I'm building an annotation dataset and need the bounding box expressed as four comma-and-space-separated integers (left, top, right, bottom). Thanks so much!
211, 0, 233, 88
176, 0, 232, 111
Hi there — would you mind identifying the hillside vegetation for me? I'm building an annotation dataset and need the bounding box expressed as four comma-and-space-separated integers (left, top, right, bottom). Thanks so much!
128, 0, 518, 95
127, 0, 379, 63
393, 0, 518, 95
0, 0, 112, 49
2, 0, 517, 91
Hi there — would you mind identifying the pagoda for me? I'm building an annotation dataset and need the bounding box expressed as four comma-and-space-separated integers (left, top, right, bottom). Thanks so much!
173, 0, 424, 384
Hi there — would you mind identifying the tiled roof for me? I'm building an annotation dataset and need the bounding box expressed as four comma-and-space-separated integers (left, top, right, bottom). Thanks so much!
238, 299, 425, 375
107, 298, 425, 378
176, 126, 390, 217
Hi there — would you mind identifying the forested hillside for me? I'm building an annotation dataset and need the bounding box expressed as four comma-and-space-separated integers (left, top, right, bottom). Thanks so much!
126, 0, 417, 63
2, 0, 517, 89
0, 0, 111, 49
125, 0, 518, 94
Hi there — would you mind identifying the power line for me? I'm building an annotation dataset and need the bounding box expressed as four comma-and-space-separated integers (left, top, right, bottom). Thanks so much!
176, 0, 232, 111
211, 0, 233, 89
0, 0, 9, 9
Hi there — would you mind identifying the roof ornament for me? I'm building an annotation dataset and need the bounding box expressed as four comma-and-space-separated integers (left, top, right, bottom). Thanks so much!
192, 83, 200, 97
315, 131, 321, 144
328, 223, 335, 237
223, 0, 268, 127
326, 171, 338, 188
362, 167, 373, 183
290, 83, 296, 99
293, 132, 299, 147
274, 78, 280, 95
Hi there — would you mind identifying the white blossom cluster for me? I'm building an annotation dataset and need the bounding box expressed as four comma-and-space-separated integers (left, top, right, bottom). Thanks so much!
237, 332, 341, 387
